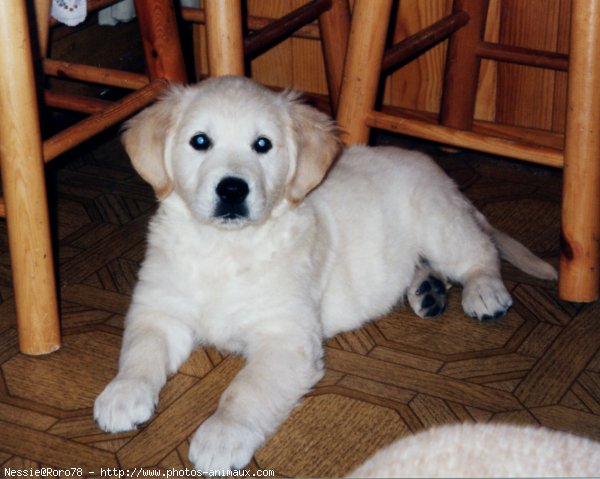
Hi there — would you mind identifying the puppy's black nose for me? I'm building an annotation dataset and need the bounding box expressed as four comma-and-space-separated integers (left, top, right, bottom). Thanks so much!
216, 177, 249, 204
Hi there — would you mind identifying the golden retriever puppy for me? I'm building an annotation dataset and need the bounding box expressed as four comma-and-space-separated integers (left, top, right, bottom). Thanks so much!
94, 76, 556, 471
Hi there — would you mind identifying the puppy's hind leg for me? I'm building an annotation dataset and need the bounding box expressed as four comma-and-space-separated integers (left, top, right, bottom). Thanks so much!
423, 204, 512, 320
460, 268, 513, 320
407, 262, 451, 318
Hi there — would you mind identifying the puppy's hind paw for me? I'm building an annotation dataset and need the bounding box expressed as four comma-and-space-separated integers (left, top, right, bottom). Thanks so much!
461, 274, 512, 320
407, 271, 449, 319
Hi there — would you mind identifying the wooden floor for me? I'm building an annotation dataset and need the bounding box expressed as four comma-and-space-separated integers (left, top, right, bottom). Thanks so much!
1, 128, 600, 476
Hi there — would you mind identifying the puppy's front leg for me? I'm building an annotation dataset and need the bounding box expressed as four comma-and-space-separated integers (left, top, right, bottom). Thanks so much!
94, 312, 194, 432
189, 333, 324, 472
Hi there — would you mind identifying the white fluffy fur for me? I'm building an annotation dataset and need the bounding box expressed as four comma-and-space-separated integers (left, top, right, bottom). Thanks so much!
94, 77, 557, 471
350, 423, 600, 478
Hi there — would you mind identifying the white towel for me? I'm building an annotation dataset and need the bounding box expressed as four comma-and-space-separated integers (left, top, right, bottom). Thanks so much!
51, 0, 87, 27
51, 0, 201, 27
98, 0, 136, 26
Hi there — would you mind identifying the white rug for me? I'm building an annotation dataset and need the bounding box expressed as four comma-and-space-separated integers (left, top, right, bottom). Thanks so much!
350, 423, 600, 478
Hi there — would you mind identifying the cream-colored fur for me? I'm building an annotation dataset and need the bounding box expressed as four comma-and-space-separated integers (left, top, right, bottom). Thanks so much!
94, 77, 556, 471
350, 423, 600, 478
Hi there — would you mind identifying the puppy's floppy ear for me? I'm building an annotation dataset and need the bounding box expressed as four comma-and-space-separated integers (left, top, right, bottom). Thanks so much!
121, 85, 185, 199
284, 91, 342, 204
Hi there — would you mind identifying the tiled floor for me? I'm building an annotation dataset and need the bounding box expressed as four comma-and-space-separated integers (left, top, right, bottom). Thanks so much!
1, 127, 599, 476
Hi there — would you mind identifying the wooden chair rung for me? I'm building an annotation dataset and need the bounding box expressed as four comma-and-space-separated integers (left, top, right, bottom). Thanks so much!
44, 90, 113, 114
477, 42, 569, 71
382, 11, 469, 72
472, 120, 565, 151
244, 0, 332, 58
43, 59, 150, 90
181, 8, 321, 41
381, 105, 566, 150
43, 79, 167, 163
366, 111, 564, 167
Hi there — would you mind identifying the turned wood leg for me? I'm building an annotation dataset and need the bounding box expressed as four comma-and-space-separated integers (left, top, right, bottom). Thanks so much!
134, 0, 188, 83
318, 0, 351, 114
0, 1, 60, 355
440, 0, 490, 129
336, 0, 393, 144
205, 0, 245, 76
559, 0, 600, 301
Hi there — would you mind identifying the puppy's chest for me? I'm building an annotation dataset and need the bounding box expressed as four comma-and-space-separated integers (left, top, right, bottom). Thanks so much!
159, 224, 312, 306
176, 241, 277, 292
146, 207, 323, 340
162, 236, 311, 350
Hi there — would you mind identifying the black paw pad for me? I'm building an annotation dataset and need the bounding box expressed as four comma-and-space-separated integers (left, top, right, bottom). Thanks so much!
416, 280, 432, 295
429, 276, 446, 294
481, 309, 508, 321
416, 276, 448, 318
424, 304, 443, 318
421, 294, 435, 308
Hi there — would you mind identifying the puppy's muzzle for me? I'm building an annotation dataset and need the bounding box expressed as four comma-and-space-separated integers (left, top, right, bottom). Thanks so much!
214, 176, 250, 220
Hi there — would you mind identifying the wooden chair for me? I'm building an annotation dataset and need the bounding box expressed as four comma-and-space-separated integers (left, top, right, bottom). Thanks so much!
0, 0, 187, 355
180, 0, 350, 113
336, 0, 600, 303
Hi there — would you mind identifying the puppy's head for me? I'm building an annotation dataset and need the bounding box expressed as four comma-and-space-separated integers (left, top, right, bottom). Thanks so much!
122, 76, 340, 228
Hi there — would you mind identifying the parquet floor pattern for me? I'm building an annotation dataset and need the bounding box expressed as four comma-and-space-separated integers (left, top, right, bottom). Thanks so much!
1, 132, 600, 476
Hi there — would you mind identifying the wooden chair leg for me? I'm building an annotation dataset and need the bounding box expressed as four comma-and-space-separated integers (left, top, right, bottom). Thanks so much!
318, 0, 351, 114
439, 0, 490, 129
204, 0, 245, 76
559, 0, 600, 302
0, 1, 60, 355
336, 0, 394, 144
34, 0, 52, 56
134, 0, 188, 83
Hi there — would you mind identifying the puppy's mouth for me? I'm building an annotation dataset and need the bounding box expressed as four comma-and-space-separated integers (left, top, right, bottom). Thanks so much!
214, 204, 249, 222
212, 176, 250, 224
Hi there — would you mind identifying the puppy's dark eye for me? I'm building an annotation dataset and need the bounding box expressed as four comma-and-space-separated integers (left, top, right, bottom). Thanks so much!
190, 133, 212, 151
253, 136, 272, 154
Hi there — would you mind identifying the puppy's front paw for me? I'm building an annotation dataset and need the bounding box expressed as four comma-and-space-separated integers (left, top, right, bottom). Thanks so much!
189, 413, 263, 473
462, 275, 512, 320
94, 378, 157, 433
